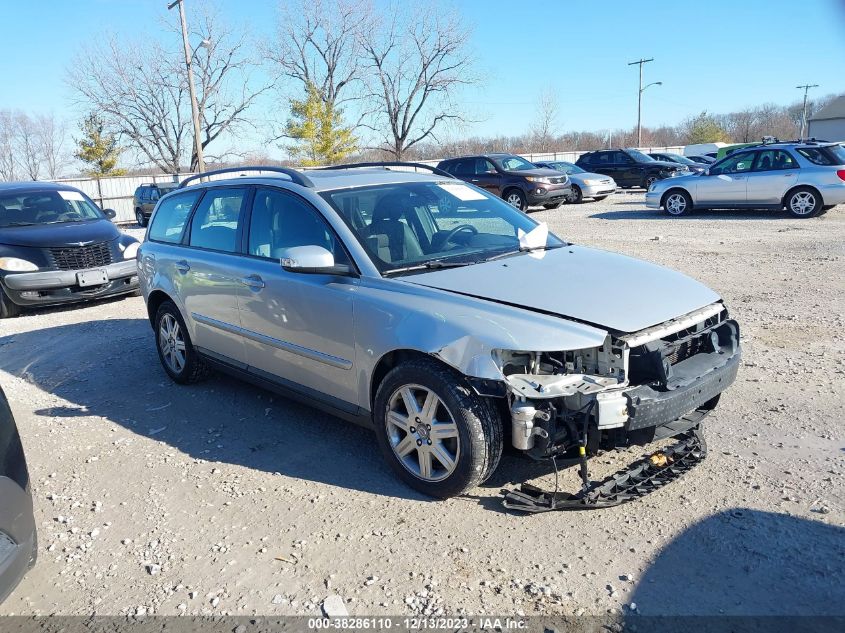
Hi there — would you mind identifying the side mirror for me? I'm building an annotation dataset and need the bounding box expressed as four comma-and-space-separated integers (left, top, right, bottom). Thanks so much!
104, 208, 117, 219
280, 245, 352, 275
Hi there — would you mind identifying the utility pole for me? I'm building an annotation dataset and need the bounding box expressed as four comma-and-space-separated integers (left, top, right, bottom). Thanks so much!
796, 83, 819, 139
628, 58, 657, 147
169, 0, 205, 175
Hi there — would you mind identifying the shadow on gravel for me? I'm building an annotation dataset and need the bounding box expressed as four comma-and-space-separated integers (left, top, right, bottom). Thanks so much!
590, 208, 791, 221
0, 319, 425, 501
630, 509, 845, 618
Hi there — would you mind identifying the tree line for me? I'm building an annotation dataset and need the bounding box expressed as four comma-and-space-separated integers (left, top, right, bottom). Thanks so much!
1, 0, 839, 179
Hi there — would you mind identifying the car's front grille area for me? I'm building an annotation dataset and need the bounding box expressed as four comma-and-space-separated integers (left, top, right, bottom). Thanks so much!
48, 243, 113, 270
549, 176, 567, 184
665, 335, 707, 366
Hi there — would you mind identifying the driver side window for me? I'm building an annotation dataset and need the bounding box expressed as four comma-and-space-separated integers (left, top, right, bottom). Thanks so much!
248, 188, 349, 265
712, 152, 755, 175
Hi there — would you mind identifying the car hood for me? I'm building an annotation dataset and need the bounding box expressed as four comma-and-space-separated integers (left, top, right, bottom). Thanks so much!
648, 160, 686, 170
573, 171, 615, 182
0, 219, 120, 248
404, 245, 720, 334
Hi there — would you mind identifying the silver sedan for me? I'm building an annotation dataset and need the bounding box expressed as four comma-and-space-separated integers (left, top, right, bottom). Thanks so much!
646, 141, 845, 218
534, 161, 617, 203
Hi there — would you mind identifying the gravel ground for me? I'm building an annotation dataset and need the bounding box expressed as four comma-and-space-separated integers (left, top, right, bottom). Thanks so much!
0, 192, 843, 618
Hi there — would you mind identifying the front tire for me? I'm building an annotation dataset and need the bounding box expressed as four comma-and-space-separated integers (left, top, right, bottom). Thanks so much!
154, 300, 208, 384
786, 187, 822, 218
644, 175, 659, 189
373, 358, 503, 499
503, 189, 527, 211
136, 209, 147, 227
663, 189, 692, 216
543, 201, 562, 210
592, 195, 608, 202
0, 287, 22, 318
565, 185, 583, 204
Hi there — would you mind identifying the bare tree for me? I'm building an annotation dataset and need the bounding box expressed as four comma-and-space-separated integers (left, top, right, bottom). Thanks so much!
531, 89, 559, 151
15, 114, 42, 180
69, 6, 267, 173
35, 114, 68, 179
359, 4, 476, 159
0, 110, 16, 181
266, 0, 368, 110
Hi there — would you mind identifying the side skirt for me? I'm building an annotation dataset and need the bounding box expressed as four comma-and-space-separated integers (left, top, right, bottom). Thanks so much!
197, 348, 373, 429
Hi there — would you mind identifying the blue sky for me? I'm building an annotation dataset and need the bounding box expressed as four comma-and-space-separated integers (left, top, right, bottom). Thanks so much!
2, 0, 844, 158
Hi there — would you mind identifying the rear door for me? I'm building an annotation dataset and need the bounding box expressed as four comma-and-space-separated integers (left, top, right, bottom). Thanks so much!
695, 151, 754, 205
178, 187, 254, 365
237, 187, 359, 408
587, 152, 616, 180
745, 149, 799, 205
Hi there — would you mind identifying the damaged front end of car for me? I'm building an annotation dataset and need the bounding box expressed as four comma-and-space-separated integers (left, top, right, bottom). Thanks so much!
495, 302, 741, 512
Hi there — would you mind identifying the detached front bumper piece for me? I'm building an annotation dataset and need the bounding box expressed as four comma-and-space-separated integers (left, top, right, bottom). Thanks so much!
503, 425, 707, 513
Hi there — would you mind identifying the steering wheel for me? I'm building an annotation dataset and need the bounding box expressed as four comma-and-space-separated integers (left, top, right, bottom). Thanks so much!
55, 211, 82, 222
441, 224, 478, 244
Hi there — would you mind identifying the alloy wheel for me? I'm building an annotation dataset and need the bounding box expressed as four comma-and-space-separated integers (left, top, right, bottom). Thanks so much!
665, 193, 687, 215
158, 313, 186, 374
790, 191, 816, 216
386, 384, 460, 482
506, 193, 523, 209
645, 176, 658, 189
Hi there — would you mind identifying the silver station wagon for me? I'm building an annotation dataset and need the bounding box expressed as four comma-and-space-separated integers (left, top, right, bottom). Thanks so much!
139, 164, 740, 503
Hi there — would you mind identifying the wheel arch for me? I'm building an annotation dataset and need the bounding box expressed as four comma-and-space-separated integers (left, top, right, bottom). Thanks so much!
660, 187, 693, 208
146, 289, 174, 327
370, 349, 458, 411
782, 184, 823, 209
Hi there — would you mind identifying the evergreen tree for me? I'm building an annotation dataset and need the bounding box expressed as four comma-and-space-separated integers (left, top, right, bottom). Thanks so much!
74, 113, 124, 176
285, 84, 357, 166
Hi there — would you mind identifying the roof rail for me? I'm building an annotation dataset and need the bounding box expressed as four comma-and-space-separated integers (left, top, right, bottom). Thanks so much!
179, 166, 314, 189
319, 161, 455, 179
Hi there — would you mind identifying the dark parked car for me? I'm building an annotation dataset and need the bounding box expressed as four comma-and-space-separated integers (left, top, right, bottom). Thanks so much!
133, 182, 178, 227
648, 152, 707, 174
437, 153, 571, 210
0, 182, 140, 318
686, 155, 716, 165
575, 148, 688, 189
0, 385, 36, 604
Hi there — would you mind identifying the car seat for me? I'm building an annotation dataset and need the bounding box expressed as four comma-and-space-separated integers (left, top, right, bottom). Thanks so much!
366, 193, 424, 263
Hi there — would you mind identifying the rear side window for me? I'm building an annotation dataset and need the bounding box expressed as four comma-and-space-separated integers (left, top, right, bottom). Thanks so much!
148, 190, 201, 243
797, 145, 845, 166
189, 188, 247, 253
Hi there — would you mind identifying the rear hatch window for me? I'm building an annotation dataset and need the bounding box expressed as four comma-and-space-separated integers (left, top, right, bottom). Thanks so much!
797, 145, 845, 166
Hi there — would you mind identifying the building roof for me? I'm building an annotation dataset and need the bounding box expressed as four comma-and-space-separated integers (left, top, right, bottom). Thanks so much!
809, 95, 845, 122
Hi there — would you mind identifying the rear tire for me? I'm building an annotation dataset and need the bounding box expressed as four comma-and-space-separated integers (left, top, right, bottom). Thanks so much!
154, 300, 208, 384
0, 287, 22, 318
503, 189, 527, 211
372, 358, 503, 499
785, 186, 822, 218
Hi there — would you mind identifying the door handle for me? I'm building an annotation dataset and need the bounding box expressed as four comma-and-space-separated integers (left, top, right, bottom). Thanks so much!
470, 179, 480, 182
240, 274, 265, 290
175, 260, 190, 274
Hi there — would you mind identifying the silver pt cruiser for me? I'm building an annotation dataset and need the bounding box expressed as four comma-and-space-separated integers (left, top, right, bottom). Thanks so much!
139, 164, 740, 501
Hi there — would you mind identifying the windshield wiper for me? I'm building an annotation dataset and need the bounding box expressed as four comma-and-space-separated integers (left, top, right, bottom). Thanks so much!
481, 243, 565, 263
383, 260, 475, 276
2, 222, 37, 227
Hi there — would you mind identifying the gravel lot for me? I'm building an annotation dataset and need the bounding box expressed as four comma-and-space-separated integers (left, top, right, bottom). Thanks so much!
1, 192, 843, 618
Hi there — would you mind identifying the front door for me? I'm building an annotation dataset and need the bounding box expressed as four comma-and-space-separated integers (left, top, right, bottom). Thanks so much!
470, 158, 502, 195
237, 187, 359, 409
745, 149, 799, 205
179, 186, 251, 365
696, 151, 755, 205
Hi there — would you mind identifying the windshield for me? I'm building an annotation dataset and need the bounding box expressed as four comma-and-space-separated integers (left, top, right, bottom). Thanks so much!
664, 153, 696, 165
320, 180, 565, 275
0, 190, 105, 228
550, 162, 584, 175
493, 155, 537, 172
625, 149, 654, 162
